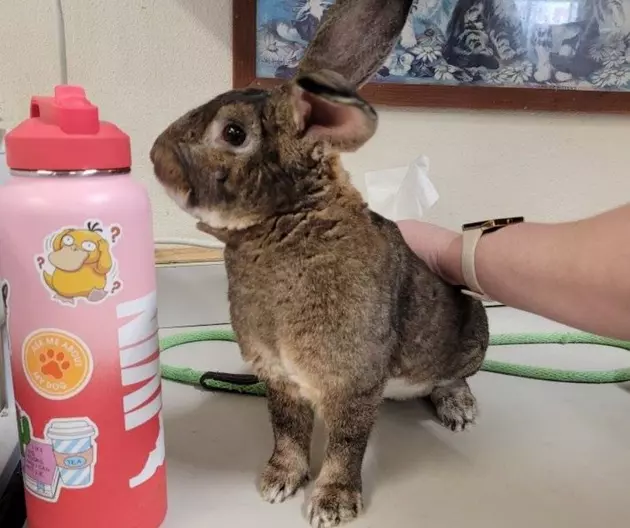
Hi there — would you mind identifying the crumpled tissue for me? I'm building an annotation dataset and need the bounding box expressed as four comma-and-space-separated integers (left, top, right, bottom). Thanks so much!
364, 155, 439, 222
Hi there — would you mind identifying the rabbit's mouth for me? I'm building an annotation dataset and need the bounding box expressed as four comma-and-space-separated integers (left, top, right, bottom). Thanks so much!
163, 185, 192, 214
162, 185, 260, 235
160, 181, 261, 234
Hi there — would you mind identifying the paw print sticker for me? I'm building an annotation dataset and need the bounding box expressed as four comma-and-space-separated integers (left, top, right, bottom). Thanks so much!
22, 329, 93, 400
39, 350, 71, 380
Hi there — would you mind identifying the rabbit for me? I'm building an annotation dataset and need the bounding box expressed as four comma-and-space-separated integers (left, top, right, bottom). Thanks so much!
151, 1, 489, 526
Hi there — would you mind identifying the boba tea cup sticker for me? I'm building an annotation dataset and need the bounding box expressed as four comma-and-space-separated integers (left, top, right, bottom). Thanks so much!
36, 219, 124, 306
17, 406, 99, 503
22, 328, 93, 400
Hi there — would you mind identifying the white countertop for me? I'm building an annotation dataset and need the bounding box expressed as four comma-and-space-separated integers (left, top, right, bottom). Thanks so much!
159, 308, 630, 528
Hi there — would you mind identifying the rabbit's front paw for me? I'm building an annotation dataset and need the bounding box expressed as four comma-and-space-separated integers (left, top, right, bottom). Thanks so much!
259, 459, 310, 504
431, 379, 478, 433
307, 484, 363, 528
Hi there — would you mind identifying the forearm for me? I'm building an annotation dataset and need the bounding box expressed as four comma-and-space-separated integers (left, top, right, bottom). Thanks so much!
443, 205, 630, 340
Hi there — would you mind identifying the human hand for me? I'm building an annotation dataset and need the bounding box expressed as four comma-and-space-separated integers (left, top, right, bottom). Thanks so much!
396, 220, 464, 285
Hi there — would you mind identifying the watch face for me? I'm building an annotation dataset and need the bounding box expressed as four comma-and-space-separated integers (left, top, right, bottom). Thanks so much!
462, 216, 524, 231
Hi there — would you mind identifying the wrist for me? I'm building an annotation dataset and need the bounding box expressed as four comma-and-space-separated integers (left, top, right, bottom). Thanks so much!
457, 216, 524, 299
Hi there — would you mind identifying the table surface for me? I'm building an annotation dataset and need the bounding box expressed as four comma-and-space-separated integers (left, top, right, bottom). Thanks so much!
158, 308, 630, 528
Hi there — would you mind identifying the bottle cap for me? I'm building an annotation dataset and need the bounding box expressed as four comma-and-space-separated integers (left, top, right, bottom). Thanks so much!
5, 85, 131, 171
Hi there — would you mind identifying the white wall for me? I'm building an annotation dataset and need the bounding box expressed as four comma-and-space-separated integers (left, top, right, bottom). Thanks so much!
1, 0, 628, 239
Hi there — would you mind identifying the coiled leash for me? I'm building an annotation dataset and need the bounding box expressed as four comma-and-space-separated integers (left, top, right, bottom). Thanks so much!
159, 329, 630, 396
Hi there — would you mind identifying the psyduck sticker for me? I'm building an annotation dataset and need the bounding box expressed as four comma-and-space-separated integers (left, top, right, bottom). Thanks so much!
37, 220, 123, 306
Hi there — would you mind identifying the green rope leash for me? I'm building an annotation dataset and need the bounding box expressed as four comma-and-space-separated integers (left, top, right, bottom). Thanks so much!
160, 329, 266, 396
159, 329, 630, 396
485, 332, 630, 383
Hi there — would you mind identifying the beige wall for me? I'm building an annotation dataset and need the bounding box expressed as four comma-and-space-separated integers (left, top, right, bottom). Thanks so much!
1, 0, 628, 239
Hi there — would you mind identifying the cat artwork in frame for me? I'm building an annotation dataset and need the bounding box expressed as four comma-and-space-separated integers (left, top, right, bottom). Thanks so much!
233, 0, 630, 112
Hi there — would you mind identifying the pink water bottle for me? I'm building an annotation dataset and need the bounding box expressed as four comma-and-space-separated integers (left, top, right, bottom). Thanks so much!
0, 86, 167, 528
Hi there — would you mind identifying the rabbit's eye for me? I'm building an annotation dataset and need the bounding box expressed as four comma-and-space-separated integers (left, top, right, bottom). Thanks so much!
222, 124, 247, 147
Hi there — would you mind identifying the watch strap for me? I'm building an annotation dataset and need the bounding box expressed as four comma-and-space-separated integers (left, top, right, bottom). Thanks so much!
461, 228, 491, 301
459, 216, 524, 302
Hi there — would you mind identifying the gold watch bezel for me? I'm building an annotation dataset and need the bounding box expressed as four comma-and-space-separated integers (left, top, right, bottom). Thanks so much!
462, 216, 524, 234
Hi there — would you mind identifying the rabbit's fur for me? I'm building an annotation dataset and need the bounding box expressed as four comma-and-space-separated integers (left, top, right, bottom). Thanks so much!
151, 1, 488, 526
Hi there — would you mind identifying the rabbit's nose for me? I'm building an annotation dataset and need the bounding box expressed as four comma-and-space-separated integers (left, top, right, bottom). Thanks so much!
149, 142, 158, 164
150, 134, 169, 166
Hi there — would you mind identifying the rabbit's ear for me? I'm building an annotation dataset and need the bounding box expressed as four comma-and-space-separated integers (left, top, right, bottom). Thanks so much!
298, 0, 414, 87
292, 70, 377, 152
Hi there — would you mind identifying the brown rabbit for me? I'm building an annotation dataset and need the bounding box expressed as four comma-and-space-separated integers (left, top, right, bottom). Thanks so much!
151, 1, 488, 526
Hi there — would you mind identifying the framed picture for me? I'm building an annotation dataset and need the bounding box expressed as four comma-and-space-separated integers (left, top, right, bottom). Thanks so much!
233, 0, 630, 112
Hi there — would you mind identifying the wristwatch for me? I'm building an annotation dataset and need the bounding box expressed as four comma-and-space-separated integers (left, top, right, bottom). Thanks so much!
460, 216, 524, 301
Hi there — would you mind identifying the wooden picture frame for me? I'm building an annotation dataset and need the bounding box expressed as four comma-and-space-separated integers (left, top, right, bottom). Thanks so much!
233, 0, 630, 113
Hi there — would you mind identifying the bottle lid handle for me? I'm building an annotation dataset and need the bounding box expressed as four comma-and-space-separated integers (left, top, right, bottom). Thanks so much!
30, 85, 100, 135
